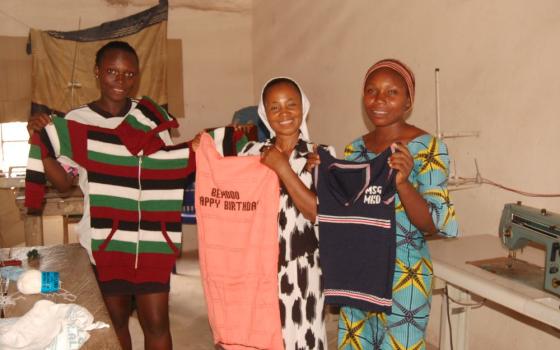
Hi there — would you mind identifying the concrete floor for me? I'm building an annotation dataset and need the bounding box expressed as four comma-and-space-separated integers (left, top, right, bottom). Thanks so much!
129, 248, 339, 350
128, 231, 437, 349
130, 253, 215, 349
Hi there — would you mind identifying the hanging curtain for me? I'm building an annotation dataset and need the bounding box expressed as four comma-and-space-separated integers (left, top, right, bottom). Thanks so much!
0, 36, 32, 123
30, 0, 169, 116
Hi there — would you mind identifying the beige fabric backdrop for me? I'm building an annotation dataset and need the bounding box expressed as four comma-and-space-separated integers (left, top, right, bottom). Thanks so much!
30, 21, 168, 114
167, 38, 184, 119
0, 36, 31, 122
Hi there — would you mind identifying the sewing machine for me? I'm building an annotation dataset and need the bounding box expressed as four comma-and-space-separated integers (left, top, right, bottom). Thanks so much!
499, 202, 560, 296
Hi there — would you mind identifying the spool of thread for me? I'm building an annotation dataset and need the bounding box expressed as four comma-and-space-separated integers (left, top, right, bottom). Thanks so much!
17, 270, 60, 294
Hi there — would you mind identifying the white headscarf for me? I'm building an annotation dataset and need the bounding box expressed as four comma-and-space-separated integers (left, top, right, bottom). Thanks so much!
257, 77, 311, 141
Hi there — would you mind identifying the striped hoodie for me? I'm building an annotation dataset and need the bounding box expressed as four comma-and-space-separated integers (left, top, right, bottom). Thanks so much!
25, 97, 194, 284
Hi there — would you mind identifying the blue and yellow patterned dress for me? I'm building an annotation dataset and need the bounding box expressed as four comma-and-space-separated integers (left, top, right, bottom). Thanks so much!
338, 134, 458, 350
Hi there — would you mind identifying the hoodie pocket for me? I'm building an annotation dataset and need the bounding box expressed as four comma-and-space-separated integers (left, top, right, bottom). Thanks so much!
98, 219, 119, 252
161, 222, 180, 256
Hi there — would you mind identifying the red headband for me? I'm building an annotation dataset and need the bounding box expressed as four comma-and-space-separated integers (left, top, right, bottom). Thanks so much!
364, 59, 415, 106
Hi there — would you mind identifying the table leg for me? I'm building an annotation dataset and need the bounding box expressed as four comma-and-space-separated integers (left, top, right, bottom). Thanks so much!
439, 282, 471, 350
24, 215, 43, 246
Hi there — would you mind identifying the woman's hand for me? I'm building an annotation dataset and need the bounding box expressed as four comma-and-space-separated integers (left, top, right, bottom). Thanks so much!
262, 144, 318, 222
305, 144, 321, 172
191, 132, 202, 152
27, 112, 52, 136
389, 141, 437, 234
260, 145, 290, 174
389, 142, 414, 187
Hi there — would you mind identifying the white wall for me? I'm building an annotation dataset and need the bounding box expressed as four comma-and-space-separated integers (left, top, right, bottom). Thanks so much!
168, 4, 254, 140
253, 0, 560, 348
253, 0, 560, 234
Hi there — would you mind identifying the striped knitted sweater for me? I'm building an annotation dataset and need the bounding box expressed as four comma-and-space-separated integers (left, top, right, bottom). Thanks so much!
25, 97, 194, 283
205, 126, 257, 156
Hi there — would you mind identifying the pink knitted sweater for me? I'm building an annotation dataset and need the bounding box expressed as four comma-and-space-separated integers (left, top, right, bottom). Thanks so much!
195, 133, 283, 350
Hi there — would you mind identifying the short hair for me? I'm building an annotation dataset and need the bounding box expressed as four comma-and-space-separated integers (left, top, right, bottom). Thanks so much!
95, 41, 139, 66
262, 77, 302, 102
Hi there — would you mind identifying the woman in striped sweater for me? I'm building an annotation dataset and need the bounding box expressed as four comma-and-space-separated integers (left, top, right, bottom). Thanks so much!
26, 41, 176, 350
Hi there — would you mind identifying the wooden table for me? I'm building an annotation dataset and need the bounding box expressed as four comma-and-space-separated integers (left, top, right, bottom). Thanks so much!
428, 234, 560, 350
0, 177, 84, 246
1, 244, 120, 349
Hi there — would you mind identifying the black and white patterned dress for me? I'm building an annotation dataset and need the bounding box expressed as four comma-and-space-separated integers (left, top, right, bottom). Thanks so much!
240, 137, 327, 350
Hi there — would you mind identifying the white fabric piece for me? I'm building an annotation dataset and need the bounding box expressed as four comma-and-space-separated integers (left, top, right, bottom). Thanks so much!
257, 77, 311, 141
16, 269, 42, 294
0, 300, 109, 350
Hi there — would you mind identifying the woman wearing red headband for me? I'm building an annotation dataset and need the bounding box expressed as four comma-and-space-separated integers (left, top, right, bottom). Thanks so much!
337, 59, 459, 349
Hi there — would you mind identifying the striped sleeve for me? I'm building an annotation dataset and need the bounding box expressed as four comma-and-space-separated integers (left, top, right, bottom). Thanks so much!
208, 126, 259, 156
24, 117, 79, 209
129, 97, 177, 146
25, 131, 50, 209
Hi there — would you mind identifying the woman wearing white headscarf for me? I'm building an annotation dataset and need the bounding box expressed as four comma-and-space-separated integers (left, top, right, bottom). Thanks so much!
239, 77, 329, 349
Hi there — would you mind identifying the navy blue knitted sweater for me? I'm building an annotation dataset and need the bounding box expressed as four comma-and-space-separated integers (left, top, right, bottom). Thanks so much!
315, 147, 396, 313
